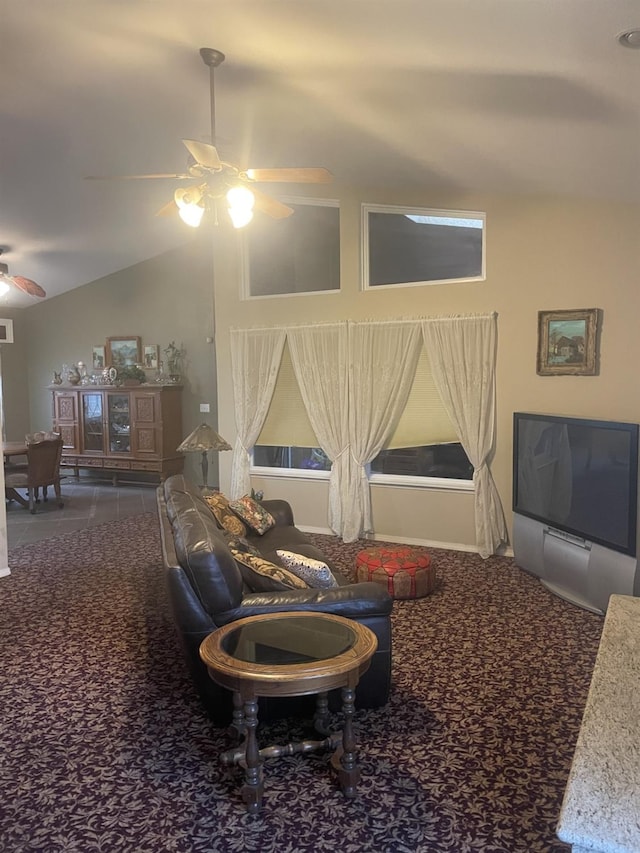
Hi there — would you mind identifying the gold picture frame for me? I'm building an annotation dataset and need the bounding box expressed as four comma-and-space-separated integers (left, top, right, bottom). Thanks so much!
106, 336, 141, 368
537, 309, 599, 376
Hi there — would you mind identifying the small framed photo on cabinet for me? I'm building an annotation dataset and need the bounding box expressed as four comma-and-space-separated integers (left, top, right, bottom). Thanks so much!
92, 345, 106, 370
143, 344, 159, 370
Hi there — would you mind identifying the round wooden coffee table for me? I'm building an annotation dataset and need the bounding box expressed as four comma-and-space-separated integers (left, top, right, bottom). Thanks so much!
199, 611, 378, 813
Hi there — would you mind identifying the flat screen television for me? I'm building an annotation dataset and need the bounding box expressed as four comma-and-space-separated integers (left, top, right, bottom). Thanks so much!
513, 412, 639, 557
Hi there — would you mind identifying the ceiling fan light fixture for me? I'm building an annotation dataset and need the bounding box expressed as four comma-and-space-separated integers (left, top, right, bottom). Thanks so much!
0, 278, 11, 297
228, 207, 254, 229
175, 186, 205, 227
178, 203, 205, 228
226, 185, 255, 229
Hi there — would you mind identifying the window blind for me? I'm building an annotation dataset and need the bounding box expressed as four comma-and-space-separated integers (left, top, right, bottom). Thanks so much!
385, 343, 458, 448
258, 338, 457, 451
256, 341, 319, 447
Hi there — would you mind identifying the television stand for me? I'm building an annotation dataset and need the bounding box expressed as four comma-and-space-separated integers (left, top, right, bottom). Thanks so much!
540, 579, 604, 616
512, 513, 639, 615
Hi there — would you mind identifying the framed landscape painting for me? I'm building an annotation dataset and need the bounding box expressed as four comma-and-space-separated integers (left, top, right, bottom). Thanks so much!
106, 336, 141, 368
537, 309, 599, 376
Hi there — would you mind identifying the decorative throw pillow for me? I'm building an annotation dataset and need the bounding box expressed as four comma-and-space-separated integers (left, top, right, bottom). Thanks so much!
229, 495, 276, 535
203, 492, 247, 537
223, 533, 261, 557
230, 548, 308, 592
276, 550, 339, 589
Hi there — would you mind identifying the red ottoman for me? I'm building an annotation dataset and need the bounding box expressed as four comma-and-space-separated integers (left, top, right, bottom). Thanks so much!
355, 545, 435, 600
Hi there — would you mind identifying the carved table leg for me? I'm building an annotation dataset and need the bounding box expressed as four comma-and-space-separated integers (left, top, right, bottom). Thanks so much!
314, 691, 330, 735
331, 685, 360, 798
240, 696, 264, 814
231, 690, 246, 738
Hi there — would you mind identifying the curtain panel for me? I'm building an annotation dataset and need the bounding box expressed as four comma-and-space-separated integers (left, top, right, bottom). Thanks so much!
343, 321, 422, 542
421, 313, 507, 558
229, 328, 286, 498
286, 324, 349, 535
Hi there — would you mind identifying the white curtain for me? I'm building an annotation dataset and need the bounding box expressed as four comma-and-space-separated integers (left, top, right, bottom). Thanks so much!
286, 324, 349, 535
229, 328, 286, 498
343, 321, 422, 542
421, 314, 507, 558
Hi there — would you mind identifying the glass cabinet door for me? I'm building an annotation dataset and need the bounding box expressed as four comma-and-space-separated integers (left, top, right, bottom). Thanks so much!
107, 393, 131, 454
82, 393, 104, 452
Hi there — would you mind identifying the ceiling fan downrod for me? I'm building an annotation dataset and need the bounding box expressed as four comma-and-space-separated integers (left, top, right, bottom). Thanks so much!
199, 48, 225, 147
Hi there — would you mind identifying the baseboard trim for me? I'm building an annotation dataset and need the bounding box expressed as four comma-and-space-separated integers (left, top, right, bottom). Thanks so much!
298, 525, 513, 556
369, 533, 479, 553
0, 567, 11, 578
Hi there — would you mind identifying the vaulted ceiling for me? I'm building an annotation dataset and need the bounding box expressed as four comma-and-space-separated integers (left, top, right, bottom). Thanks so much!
2, 0, 639, 307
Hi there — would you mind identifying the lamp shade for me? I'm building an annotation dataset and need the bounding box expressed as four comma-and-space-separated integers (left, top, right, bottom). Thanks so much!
177, 423, 232, 453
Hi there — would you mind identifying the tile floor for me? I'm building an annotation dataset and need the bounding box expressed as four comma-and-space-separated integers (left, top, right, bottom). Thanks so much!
5, 472, 159, 549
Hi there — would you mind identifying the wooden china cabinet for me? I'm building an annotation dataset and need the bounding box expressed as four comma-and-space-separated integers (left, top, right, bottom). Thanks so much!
50, 384, 184, 483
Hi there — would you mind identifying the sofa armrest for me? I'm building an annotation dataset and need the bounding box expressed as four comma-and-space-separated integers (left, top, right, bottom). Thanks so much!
216, 581, 393, 624
260, 498, 294, 527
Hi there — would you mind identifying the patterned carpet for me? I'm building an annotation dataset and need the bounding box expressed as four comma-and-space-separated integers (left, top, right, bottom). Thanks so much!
0, 514, 603, 853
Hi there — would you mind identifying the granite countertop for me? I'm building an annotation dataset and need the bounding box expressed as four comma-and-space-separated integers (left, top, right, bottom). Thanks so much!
557, 594, 640, 853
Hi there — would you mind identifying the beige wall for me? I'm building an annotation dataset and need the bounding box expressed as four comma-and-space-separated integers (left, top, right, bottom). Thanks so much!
12, 235, 220, 486
5, 185, 639, 548
214, 186, 640, 550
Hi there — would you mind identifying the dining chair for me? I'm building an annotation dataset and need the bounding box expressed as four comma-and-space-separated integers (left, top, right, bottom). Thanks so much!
5, 435, 64, 513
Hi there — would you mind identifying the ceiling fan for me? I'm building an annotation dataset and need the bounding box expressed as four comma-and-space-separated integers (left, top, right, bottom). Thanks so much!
85, 47, 333, 228
0, 250, 46, 298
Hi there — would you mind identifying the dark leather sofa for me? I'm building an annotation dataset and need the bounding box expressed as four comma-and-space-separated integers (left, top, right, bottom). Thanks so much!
157, 474, 393, 726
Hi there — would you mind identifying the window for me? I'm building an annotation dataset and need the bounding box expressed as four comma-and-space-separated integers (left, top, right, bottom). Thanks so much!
362, 203, 485, 290
252, 339, 472, 486
253, 342, 330, 478
369, 342, 472, 484
242, 198, 340, 298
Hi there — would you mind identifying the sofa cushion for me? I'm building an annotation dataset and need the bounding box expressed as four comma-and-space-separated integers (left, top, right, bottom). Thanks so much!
230, 549, 308, 592
203, 492, 247, 537
229, 495, 276, 535
276, 550, 339, 589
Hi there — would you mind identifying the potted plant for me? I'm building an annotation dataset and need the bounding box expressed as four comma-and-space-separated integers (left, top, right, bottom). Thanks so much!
116, 364, 147, 386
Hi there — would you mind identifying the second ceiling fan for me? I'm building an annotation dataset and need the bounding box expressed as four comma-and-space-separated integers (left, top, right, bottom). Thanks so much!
86, 47, 333, 228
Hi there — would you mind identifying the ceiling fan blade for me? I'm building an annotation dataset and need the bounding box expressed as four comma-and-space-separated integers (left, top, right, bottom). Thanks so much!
155, 199, 179, 217
10, 275, 46, 298
182, 139, 222, 170
85, 173, 191, 180
243, 167, 333, 184
251, 188, 295, 219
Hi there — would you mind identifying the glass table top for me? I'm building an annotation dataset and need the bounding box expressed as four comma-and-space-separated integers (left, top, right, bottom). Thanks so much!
221, 615, 357, 666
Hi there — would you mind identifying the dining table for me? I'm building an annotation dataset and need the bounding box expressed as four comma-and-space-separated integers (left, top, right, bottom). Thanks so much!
3, 441, 28, 460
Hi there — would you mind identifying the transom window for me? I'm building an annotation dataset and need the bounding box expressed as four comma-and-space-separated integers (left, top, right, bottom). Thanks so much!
362, 203, 485, 290
242, 198, 340, 298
